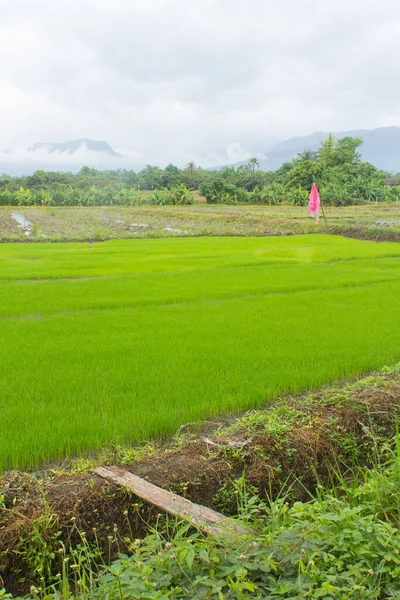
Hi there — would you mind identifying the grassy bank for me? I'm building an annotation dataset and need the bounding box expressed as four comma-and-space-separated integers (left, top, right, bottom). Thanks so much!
20, 454, 400, 600
1, 364, 400, 598
1, 235, 400, 470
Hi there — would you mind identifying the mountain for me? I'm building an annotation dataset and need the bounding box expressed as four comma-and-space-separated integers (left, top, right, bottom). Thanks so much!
236, 127, 400, 173
28, 138, 121, 157
2, 128, 400, 177
0, 139, 144, 176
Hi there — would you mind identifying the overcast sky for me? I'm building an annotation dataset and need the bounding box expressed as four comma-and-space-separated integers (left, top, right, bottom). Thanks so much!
1, 0, 400, 167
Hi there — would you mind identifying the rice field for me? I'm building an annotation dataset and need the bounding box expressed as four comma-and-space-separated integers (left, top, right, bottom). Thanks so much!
1, 234, 400, 471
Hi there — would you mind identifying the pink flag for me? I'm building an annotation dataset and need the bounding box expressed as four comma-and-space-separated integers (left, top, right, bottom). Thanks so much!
308, 182, 320, 223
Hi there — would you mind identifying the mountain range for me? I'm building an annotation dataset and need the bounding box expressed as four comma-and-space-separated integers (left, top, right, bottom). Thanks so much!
1, 126, 400, 175
236, 126, 400, 173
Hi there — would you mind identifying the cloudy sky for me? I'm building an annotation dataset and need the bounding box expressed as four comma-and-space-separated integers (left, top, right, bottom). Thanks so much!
1, 0, 400, 167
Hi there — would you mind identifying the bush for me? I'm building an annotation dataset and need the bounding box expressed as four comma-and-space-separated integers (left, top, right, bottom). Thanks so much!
169, 185, 194, 205
200, 181, 248, 204
149, 189, 170, 205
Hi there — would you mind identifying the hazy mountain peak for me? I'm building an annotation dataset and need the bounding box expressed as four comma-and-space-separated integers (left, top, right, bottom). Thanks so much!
29, 139, 120, 157
226, 126, 400, 173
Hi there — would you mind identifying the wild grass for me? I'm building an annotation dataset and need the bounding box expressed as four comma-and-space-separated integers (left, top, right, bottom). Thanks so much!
12, 439, 400, 599
1, 235, 400, 470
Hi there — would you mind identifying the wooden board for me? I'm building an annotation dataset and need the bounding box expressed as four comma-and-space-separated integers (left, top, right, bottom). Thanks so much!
94, 466, 248, 536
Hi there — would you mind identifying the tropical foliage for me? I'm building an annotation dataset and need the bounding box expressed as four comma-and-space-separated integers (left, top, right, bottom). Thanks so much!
0, 135, 399, 206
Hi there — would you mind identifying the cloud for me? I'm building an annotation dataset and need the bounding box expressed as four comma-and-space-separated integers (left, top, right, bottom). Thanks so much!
0, 0, 399, 167
226, 143, 252, 164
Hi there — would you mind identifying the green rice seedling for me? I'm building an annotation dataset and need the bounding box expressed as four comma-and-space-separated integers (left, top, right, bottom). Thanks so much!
1, 235, 400, 470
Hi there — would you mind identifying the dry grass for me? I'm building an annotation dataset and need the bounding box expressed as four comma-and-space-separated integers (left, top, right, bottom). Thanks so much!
1, 203, 400, 242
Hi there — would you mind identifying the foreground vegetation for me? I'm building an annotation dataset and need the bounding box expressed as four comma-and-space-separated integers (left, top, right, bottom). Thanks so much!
1, 364, 400, 598
18, 456, 400, 599
1, 235, 400, 471
1, 135, 400, 207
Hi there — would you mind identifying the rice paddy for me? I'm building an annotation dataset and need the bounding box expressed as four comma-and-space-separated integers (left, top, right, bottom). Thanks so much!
1, 234, 400, 471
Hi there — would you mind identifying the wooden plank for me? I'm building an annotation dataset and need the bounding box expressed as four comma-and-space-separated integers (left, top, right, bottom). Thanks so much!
94, 466, 248, 536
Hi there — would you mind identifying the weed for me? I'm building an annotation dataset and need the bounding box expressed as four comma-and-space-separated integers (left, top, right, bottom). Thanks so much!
12, 445, 400, 599
14, 508, 61, 585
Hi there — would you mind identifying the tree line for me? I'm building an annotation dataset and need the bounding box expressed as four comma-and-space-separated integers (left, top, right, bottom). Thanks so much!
1, 135, 399, 207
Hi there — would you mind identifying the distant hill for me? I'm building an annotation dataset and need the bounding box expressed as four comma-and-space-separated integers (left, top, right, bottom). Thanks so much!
2, 128, 400, 177
229, 127, 400, 174
28, 138, 121, 157
0, 138, 137, 176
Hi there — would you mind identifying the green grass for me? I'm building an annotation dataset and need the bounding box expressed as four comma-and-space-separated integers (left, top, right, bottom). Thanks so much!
1, 234, 400, 470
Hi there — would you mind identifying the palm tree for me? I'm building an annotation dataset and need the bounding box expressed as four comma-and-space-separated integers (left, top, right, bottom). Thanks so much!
185, 161, 197, 176
248, 158, 260, 173
296, 149, 318, 162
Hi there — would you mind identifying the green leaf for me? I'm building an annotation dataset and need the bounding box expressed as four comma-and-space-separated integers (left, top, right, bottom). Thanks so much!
186, 549, 195, 570
199, 548, 210, 563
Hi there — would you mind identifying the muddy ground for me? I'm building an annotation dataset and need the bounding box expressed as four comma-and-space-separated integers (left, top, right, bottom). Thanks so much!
1, 204, 400, 243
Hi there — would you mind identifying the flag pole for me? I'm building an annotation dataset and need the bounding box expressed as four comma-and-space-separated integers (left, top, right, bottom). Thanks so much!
312, 175, 328, 226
